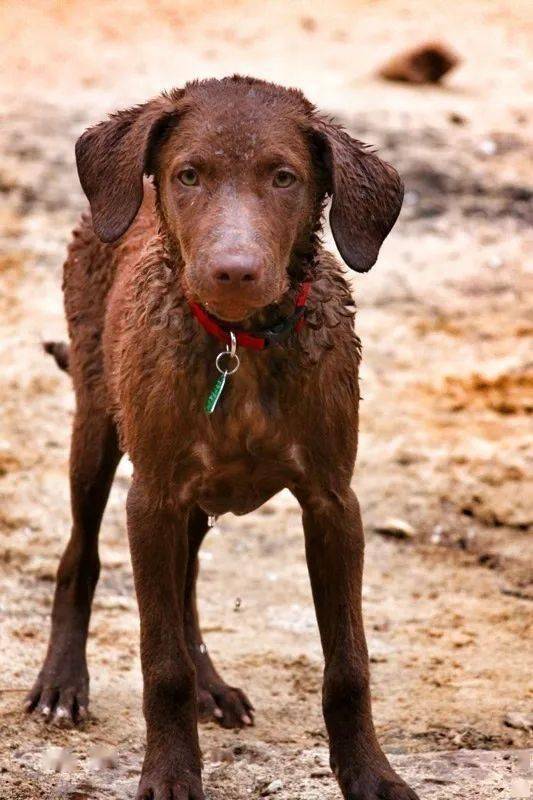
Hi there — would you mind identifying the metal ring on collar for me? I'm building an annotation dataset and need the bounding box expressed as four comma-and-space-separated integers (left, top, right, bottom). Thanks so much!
215, 350, 240, 376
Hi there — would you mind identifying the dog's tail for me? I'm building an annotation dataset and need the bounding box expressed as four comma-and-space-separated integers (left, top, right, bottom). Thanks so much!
43, 341, 70, 374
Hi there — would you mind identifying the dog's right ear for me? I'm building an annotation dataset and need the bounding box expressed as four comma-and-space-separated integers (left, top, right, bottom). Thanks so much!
75, 95, 179, 243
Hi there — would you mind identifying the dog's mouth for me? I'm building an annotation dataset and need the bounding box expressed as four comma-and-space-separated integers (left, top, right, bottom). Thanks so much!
191, 285, 286, 325
184, 269, 289, 327
201, 298, 265, 324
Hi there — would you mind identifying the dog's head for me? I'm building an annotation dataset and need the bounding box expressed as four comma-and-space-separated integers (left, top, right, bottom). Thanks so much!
76, 76, 403, 322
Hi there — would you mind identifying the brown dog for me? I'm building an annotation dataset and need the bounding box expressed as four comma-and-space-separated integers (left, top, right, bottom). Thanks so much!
27, 76, 418, 800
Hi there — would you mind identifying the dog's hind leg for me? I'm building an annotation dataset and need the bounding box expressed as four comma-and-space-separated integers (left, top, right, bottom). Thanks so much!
26, 405, 121, 725
185, 506, 254, 729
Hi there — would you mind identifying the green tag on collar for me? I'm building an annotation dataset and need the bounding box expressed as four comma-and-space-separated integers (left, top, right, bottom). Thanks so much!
205, 371, 227, 414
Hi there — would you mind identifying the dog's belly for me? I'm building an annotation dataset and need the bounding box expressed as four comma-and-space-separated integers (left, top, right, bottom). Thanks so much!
196, 476, 284, 516
186, 442, 304, 516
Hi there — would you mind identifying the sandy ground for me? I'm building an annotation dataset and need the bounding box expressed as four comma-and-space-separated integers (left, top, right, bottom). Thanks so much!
0, 1, 532, 798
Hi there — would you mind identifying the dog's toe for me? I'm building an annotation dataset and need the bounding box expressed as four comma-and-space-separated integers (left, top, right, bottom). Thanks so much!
25, 668, 89, 726
136, 772, 204, 800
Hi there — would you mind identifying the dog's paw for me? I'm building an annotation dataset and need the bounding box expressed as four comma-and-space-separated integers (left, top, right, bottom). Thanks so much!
24, 656, 89, 727
198, 682, 254, 729
136, 771, 204, 800
342, 764, 420, 800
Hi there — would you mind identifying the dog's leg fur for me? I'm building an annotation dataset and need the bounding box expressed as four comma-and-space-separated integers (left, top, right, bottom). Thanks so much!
185, 507, 254, 728
298, 487, 418, 800
26, 407, 121, 724
127, 482, 203, 800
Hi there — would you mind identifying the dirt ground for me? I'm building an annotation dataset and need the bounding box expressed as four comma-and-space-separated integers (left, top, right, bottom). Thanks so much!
0, 1, 532, 798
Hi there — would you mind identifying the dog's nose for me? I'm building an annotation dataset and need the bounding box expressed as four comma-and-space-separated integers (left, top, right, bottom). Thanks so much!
213, 253, 262, 285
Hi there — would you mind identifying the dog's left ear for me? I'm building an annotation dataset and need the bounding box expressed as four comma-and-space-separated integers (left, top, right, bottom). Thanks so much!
310, 118, 404, 272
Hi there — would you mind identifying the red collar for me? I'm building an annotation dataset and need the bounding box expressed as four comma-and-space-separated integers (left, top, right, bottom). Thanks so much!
188, 282, 311, 351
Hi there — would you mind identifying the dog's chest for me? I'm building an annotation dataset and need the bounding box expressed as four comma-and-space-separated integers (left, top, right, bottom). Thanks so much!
181, 374, 305, 516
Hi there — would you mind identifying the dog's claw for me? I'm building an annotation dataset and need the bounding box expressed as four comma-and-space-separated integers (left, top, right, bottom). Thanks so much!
53, 705, 75, 728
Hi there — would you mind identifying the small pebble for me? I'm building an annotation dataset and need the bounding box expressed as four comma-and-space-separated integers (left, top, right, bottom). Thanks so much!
262, 779, 283, 796
448, 111, 467, 125
310, 767, 331, 778
486, 255, 503, 270
504, 712, 533, 732
404, 190, 420, 207
477, 138, 497, 156
374, 517, 416, 539
431, 525, 444, 544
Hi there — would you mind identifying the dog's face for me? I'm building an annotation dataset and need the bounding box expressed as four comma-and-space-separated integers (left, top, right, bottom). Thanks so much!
76, 77, 404, 322
156, 95, 319, 321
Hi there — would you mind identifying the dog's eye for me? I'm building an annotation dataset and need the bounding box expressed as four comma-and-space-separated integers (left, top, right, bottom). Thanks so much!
178, 168, 199, 187
273, 169, 296, 188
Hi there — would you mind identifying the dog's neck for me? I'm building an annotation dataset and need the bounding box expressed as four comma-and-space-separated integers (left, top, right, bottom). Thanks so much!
132, 221, 356, 389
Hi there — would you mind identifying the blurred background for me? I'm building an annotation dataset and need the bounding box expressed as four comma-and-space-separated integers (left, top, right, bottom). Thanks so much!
0, 2, 531, 798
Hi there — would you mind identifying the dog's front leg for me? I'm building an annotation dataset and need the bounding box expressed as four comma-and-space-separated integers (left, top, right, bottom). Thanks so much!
127, 480, 204, 800
297, 486, 419, 800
